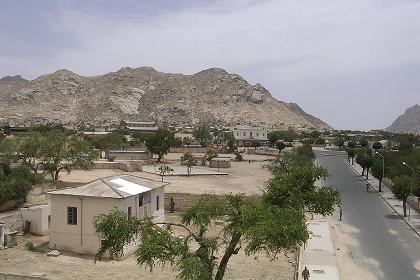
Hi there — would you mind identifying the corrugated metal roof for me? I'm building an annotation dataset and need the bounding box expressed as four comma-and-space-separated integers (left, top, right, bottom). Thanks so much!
48, 175, 167, 198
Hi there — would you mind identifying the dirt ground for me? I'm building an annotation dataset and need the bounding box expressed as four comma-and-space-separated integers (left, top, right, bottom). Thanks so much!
59, 153, 273, 195
0, 213, 295, 280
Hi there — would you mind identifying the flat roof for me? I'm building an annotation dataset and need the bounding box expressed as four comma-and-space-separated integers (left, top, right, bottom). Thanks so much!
48, 175, 167, 198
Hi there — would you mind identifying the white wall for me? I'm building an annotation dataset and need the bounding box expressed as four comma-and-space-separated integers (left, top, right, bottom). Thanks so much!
49, 186, 165, 256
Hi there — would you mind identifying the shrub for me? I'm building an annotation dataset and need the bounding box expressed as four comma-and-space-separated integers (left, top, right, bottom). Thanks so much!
25, 241, 37, 252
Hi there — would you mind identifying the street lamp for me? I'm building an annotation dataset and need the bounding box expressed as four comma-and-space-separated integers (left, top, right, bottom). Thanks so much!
402, 162, 415, 220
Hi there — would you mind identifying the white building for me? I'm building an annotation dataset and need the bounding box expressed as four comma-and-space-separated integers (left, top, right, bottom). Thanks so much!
121, 121, 158, 133
232, 125, 268, 145
48, 175, 166, 255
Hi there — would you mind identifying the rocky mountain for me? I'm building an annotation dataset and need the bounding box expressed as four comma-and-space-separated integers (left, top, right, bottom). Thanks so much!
386, 104, 420, 133
0, 67, 331, 129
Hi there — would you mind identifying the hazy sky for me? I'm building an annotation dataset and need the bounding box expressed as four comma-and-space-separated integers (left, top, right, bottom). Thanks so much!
1, 0, 420, 130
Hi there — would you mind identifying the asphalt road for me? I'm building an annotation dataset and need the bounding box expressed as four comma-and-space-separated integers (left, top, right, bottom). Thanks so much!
315, 150, 420, 280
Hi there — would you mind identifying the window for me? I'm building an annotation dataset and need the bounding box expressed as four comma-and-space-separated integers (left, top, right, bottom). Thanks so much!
250, 132, 253, 137
156, 196, 160, 211
257, 133, 259, 137
127, 207, 132, 218
139, 194, 151, 207
67, 207, 77, 225
243, 132, 246, 136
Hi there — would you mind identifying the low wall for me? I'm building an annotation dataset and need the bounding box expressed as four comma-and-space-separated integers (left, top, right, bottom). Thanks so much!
164, 192, 259, 212
0, 273, 48, 280
170, 147, 229, 154
105, 150, 151, 161
245, 147, 279, 156
92, 161, 143, 171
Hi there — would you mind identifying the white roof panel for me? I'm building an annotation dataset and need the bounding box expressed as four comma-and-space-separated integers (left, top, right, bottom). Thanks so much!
110, 178, 151, 195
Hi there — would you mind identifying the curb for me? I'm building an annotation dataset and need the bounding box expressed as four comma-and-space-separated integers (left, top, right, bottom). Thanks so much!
346, 161, 420, 238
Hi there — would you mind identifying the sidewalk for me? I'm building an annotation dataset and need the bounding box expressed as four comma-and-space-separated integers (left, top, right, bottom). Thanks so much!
347, 161, 420, 237
299, 220, 341, 280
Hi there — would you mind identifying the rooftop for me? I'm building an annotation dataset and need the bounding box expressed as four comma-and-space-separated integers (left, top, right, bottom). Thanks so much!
48, 175, 167, 198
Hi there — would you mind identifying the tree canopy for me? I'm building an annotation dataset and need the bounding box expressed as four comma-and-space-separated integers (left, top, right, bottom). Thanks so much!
192, 126, 212, 147
144, 129, 176, 162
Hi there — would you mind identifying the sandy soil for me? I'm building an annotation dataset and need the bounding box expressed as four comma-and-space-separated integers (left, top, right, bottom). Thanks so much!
0, 214, 295, 280
59, 153, 273, 195
328, 216, 379, 280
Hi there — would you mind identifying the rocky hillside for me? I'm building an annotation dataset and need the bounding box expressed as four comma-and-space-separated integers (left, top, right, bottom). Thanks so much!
0, 67, 331, 129
386, 104, 420, 133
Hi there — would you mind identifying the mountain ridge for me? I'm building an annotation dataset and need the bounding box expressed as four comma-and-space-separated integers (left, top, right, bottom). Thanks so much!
0, 67, 332, 130
386, 104, 420, 133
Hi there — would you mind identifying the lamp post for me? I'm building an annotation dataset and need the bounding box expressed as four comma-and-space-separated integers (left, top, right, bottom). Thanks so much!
402, 162, 415, 220
375, 152, 384, 192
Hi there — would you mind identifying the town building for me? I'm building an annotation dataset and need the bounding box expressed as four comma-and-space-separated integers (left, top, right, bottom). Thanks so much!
48, 175, 166, 255
232, 125, 268, 146
120, 121, 158, 133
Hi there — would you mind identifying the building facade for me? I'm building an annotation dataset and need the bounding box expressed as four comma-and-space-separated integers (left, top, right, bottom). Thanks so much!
232, 125, 268, 145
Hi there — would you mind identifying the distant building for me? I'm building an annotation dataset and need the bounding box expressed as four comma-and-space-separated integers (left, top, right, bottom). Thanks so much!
232, 125, 268, 146
120, 121, 158, 133
48, 175, 166, 255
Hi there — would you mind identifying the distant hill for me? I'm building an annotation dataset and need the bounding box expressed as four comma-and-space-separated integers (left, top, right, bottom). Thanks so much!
386, 104, 420, 133
0, 67, 331, 129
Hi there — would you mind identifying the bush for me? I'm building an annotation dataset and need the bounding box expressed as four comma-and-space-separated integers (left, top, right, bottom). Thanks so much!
25, 241, 37, 252
107, 156, 116, 162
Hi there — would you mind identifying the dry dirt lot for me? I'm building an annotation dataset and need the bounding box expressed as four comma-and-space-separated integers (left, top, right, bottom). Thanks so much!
0, 214, 296, 280
59, 153, 273, 195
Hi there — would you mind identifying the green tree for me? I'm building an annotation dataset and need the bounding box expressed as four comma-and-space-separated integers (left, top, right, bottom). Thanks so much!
192, 126, 212, 147
346, 148, 355, 165
222, 132, 236, 152
314, 137, 326, 145
92, 132, 126, 150
347, 141, 356, 149
181, 152, 198, 175
40, 131, 96, 180
372, 142, 383, 151
356, 151, 367, 176
275, 141, 286, 152
371, 157, 384, 192
205, 150, 218, 161
14, 133, 43, 173
158, 165, 173, 182
144, 129, 175, 162
364, 156, 373, 180
267, 131, 280, 145
359, 137, 369, 148
391, 175, 417, 217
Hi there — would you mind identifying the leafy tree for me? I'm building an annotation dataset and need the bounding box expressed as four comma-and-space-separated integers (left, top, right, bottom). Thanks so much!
399, 139, 414, 151
144, 129, 175, 162
275, 141, 286, 152
371, 157, 384, 192
0, 165, 43, 204
234, 151, 243, 161
314, 137, 325, 145
192, 126, 212, 147
391, 175, 417, 217
205, 150, 218, 161
358, 137, 369, 148
40, 131, 96, 180
91, 131, 126, 150
222, 132, 236, 152
267, 131, 280, 145
335, 138, 345, 148
372, 142, 383, 151
347, 141, 356, 149
182, 137, 192, 147
158, 165, 173, 182
364, 156, 373, 180
181, 152, 198, 175
356, 151, 367, 176
13, 133, 43, 173
346, 148, 355, 165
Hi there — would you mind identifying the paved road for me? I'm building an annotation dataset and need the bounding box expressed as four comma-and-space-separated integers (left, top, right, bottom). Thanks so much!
315, 150, 420, 280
